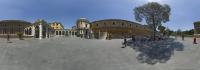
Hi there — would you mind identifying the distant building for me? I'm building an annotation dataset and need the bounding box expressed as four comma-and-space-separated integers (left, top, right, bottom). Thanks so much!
76, 18, 91, 38
194, 21, 200, 36
69, 26, 77, 37
24, 19, 54, 39
50, 22, 67, 36
0, 20, 31, 38
74, 18, 152, 39
90, 19, 152, 39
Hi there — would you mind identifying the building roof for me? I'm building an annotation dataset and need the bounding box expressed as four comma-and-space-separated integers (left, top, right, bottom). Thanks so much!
0, 20, 31, 24
91, 19, 141, 25
50, 22, 65, 29
77, 18, 90, 23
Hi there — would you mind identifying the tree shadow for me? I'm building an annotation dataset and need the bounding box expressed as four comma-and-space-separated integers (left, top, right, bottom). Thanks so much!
126, 38, 184, 65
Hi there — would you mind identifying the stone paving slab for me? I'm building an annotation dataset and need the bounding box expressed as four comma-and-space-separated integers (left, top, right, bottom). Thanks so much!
0, 37, 199, 70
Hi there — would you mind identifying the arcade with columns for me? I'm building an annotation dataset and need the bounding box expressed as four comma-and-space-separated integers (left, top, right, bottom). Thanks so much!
24, 19, 54, 39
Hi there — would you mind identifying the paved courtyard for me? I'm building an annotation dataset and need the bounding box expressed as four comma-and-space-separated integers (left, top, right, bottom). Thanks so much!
0, 37, 199, 70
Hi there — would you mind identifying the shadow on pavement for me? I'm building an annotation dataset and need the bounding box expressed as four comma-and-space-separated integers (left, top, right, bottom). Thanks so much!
126, 38, 184, 65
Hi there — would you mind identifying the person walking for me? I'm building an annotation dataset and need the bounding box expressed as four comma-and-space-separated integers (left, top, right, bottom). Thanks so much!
182, 34, 184, 41
122, 36, 127, 48
193, 37, 197, 44
7, 34, 11, 43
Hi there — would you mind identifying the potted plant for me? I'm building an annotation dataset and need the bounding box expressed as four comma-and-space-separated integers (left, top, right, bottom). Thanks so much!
16, 32, 24, 40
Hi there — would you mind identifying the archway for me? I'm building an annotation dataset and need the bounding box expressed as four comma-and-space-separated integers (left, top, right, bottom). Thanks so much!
42, 26, 46, 38
35, 26, 39, 38
28, 28, 32, 35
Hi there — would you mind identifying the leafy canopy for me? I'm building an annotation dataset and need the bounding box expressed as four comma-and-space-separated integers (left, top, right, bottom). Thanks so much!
134, 2, 171, 28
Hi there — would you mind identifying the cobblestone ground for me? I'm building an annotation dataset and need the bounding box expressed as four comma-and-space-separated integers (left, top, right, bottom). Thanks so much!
0, 37, 199, 70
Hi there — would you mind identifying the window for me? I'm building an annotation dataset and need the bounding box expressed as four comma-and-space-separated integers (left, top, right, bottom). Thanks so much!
104, 23, 106, 26
113, 22, 115, 25
56, 31, 58, 35
62, 31, 65, 35
86, 24, 88, 28
122, 23, 124, 26
96, 24, 98, 27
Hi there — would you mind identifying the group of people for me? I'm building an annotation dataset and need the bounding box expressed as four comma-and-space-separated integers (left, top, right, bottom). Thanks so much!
122, 36, 150, 48
181, 34, 197, 44
121, 35, 198, 48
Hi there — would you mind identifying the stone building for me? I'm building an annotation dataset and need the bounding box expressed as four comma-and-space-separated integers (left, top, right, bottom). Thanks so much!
76, 18, 91, 38
50, 22, 67, 36
74, 18, 152, 39
0, 20, 31, 38
90, 19, 152, 39
194, 21, 200, 37
24, 19, 54, 39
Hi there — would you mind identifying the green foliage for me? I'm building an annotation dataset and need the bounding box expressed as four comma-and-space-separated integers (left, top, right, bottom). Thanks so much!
165, 28, 173, 36
158, 26, 166, 34
16, 32, 24, 40
134, 2, 171, 27
134, 2, 171, 40
194, 21, 200, 26
183, 29, 194, 35
176, 29, 182, 36
35, 19, 47, 25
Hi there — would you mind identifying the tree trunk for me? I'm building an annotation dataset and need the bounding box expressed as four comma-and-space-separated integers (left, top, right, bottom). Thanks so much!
152, 15, 156, 41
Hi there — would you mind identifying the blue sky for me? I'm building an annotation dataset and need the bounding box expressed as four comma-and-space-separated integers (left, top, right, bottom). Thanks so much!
0, 0, 199, 31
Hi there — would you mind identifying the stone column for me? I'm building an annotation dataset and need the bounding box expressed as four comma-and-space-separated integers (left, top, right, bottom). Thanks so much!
59, 31, 62, 36
98, 30, 100, 39
1, 29, 3, 35
63, 31, 65, 36
54, 31, 56, 36
48, 29, 50, 38
46, 28, 48, 38
39, 24, 43, 40
24, 29, 26, 36
32, 26, 35, 37
70, 31, 72, 37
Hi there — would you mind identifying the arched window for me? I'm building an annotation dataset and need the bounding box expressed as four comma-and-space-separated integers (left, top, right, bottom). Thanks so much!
113, 22, 115, 25
56, 31, 58, 35
122, 23, 124, 26
59, 31, 62, 35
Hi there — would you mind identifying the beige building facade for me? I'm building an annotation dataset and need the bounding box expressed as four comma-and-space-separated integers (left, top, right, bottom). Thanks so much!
24, 19, 54, 39
0, 20, 31, 38
76, 18, 91, 38
74, 18, 152, 39
90, 19, 152, 39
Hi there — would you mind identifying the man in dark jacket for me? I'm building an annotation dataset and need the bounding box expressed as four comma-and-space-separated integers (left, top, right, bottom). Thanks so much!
121, 36, 127, 48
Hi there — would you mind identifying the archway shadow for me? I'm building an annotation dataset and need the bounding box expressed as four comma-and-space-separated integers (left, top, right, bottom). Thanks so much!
126, 38, 184, 65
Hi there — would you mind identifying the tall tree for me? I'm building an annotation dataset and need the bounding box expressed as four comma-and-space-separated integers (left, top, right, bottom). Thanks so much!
134, 2, 171, 40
